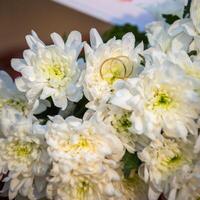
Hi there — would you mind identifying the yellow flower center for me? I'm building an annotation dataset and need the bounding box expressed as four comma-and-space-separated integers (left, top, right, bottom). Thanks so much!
154, 92, 172, 108
100, 56, 133, 84
0, 99, 26, 112
36, 48, 73, 88
160, 153, 184, 171
155, 140, 191, 174
43, 64, 65, 80
61, 135, 96, 153
112, 112, 132, 133
72, 137, 92, 149
8, 141, 34, 158
76, 179, 91, 200
148, 88, 176, 110
49, 64, 65, 79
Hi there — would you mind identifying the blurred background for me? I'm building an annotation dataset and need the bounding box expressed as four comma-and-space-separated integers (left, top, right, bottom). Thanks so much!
0, 0, 156, 77
0, 0, 112, 77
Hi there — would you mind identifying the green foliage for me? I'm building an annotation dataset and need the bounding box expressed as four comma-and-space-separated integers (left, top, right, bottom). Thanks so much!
73, 96, 89, 119
188, 50, 197, 57
34, 97, 60, 124
35, 95, 88, 122
162, 14, 180, 24
102, 24, 148, 46
183, 0, 192, 18
122, 151, 142, 178
161, 0, 192, 25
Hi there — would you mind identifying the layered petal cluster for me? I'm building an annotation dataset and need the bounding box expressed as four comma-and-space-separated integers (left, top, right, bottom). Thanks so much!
167, 161, 200, 200
111, 61, 200, 140
168, 51, 200, 89
47, 163, 121, 200
0, 71, 43, 115
0, 71, 47, 136
112, 169, 148, 200
11, 31, 84, 110
138, 137, 198, 199
1, 1, 199, 200
92, 104, 149, 153
146, 20, 192, 54
0, 115, 50, 200
84, 28, 143, 108
190, 0, 200, 35
46, 115, 125, 200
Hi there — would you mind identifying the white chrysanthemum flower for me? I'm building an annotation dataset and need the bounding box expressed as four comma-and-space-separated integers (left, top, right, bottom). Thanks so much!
0, 70, 48, 136
47, 168, 148, 200
46, 115, 124, 172
191, 0, 200, 35
168, 18, 200, 55
112, 169, 148, 200
47, 162, 122, 200
11, 30, 84, 110
0, 70, 26, 112
0, 115, 50, 200
0, 70, 47, 116
146, 21, 192, 54
92, 104, 149, 153
111, 61, 200, 140
167, 17, 200, 59
46, 115, 125, 200
168, 17, 197, 37
167, 161, 200, 200
138, 138, 197, 200
168, 51, 200, 87
84, 28, 143, 108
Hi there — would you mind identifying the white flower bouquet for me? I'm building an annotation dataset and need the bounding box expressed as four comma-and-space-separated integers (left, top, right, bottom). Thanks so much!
0, 0, 200, 199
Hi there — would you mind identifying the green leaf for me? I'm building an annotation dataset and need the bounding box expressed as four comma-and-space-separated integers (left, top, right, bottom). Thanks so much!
34, 97, 60, 123
73, 96, 89, 119
102, 24, 148, 47
188, 50, 197, 57
122, 151, 142, 178
183, 0, 192, 18
162, 14, 180, 24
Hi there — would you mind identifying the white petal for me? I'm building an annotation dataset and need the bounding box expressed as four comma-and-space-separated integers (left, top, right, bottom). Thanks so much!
67, 84, 83, 102
26, 85, 43, 103
15, 77, 28, 92
175, 121, 188, 140
40, 87, 55, 100
111, 89, 133, 110
134, 116, 144, 133
9, 178, 26, 199
84, 42, 93, 57
51, 32, 65, 49
122, 32, 135, 50
148, 186, 161, 200
11, 58, 27, 72
194, 135, 200, 153
171, 33, 192, 53
191, 0, 200, 34
66, 30, 82, 52
168, 188, 177, 200
104, 183, 115, 196
89, 28, 103, 49
25, 31, 45, 50
52, 94, 68, 110
23, 49, 35, 65
20, 66, 35, 81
